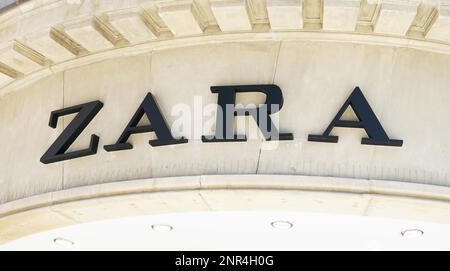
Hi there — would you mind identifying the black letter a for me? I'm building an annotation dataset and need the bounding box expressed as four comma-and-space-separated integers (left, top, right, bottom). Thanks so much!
104, 92, 187, 152
308, 87, 403, 147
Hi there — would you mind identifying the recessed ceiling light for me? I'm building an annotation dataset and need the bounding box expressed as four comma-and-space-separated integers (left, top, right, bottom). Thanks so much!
401, 229, 424, 238
151, 224, 173, 232
53, 237, 75, 247
270, 220, 294, 229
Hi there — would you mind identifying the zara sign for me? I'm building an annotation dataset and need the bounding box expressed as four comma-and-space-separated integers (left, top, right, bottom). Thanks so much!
40, 85, 403, 164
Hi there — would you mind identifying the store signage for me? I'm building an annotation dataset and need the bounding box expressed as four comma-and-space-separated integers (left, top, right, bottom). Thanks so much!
40, 85, 402, 164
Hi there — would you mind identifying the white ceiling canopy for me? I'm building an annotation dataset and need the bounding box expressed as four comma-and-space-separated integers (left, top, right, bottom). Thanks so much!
3, 211, 450, 251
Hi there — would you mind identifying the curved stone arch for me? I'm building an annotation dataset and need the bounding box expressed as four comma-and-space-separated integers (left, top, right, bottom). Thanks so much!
0, 24, 449, 202
2, 31, 450, 96
0, 0, 450, 94
1, 175, 450, 244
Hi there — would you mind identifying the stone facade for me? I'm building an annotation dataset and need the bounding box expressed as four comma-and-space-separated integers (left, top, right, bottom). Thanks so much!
0, 0, 450, 244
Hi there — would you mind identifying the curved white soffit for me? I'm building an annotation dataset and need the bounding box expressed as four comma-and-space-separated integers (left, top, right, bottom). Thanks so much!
1, 175, 450, 244
0, 0, 450, 95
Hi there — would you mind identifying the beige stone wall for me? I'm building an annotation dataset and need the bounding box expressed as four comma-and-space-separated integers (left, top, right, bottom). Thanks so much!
0, 0, 450, 204
0, 39, 449, 204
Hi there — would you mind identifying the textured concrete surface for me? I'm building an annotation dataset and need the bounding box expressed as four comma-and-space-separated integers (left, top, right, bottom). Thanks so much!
0, 39, 449, 203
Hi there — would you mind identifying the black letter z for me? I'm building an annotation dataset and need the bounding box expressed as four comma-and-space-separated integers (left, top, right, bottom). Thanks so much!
40, 101, 103, 164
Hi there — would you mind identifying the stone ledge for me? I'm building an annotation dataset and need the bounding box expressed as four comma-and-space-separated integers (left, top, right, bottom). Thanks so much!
0, 0, 448, 90
2, 174, 450, 219
2, 174, 450, 244
1, 30, 450, 98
